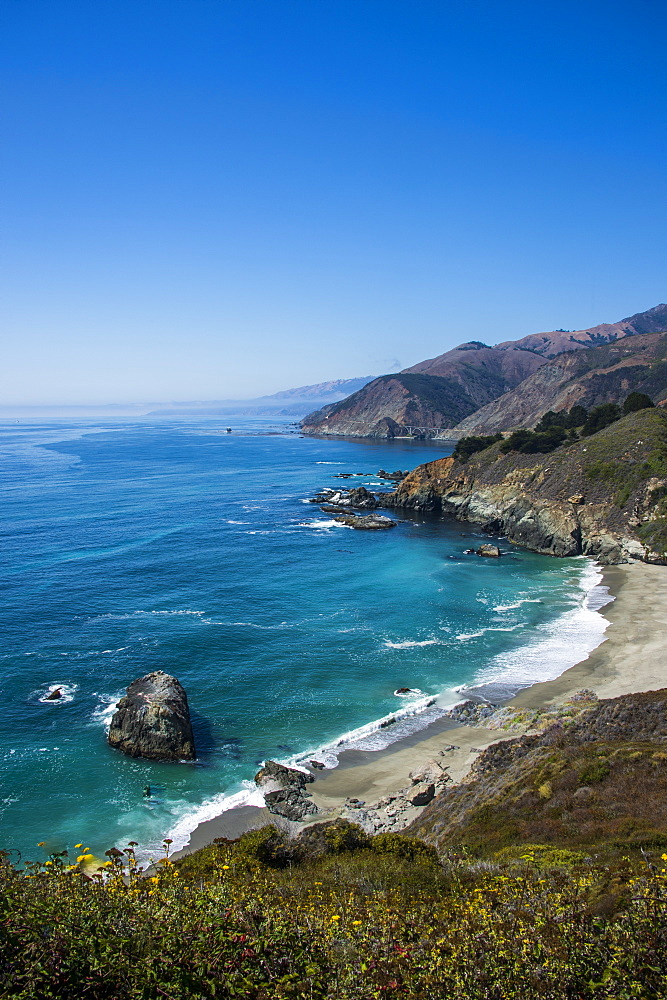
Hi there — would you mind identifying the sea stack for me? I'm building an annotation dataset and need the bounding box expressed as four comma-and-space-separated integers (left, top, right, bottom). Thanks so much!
108, 670, 196, 761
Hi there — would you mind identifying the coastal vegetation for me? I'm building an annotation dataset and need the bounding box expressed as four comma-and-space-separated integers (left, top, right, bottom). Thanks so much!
2, 827, 667, 998
5, 689, 667, 998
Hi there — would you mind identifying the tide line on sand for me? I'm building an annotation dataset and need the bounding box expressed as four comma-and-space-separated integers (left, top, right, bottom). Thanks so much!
169, 558, 664, 858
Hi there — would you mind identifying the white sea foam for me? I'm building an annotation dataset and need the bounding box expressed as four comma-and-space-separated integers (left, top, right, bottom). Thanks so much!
315, 461, 344, 465
32, 683, 78, 705
492, 598, 543, 612
462, 560, 613, 698
456, 625, 524, 640
164, 781, 266, 853
298, 519, 352, 530
287, 693, 448, 770
383, 639, 440, 649
90, 693, 123, 730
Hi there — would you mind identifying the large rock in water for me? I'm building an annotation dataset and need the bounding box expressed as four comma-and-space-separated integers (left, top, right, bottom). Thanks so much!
108, 671, 196, 761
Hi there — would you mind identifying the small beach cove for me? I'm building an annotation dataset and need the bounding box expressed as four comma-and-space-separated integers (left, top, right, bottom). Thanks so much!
175, 561, 667, 856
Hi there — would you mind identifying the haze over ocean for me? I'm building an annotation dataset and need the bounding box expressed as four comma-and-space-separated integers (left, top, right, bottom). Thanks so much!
0, 417, 610, 860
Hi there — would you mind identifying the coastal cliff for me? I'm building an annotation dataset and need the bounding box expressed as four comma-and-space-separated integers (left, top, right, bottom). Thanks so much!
408, 687, 667, 856
383, 407, 667, 564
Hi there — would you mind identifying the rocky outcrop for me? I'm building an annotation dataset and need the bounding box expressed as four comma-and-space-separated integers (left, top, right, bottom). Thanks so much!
333, 513, 396, 530
377, 470, 408, 482
108, 671, 196, 761
335, 756, 452, 834
477, 543, 500, 557
308, 486, 378, 509
255, 760, 318, 821
383, 408, 667, 564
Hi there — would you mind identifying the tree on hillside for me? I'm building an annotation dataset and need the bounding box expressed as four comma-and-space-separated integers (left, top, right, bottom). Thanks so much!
623, 392, 654, 414
581, 403, 621, 437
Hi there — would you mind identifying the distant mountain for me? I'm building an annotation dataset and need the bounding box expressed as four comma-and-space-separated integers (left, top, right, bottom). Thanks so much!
454, 331, 667, 435
496, 303, 667, 358
259, 376, 376, 402
146, 376, 378, 417
301, 344, 545, 437
301, 304, 667, 439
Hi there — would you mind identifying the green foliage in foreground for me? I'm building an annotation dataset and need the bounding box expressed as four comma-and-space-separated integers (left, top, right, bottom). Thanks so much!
2, 828, 667, 999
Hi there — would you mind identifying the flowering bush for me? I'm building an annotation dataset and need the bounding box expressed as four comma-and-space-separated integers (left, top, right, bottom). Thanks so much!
1, 831, 667, 998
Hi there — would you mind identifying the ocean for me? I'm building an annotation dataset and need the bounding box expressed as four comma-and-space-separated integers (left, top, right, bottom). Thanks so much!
0, 415, 611, 862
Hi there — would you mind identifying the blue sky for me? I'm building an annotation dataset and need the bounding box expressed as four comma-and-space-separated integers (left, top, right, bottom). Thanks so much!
1, 0, 665, 404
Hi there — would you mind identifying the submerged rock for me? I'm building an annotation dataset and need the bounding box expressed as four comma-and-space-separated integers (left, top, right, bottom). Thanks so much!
108, 671, 196, 761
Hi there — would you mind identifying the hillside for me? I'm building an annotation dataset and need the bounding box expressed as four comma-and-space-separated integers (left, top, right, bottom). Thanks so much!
301, 342, 546, 437
454, 331, 667, 435
409, 688, 667, 858
301, 304, 667, 438
383, 407, 667, 563
301, 370, 487, 437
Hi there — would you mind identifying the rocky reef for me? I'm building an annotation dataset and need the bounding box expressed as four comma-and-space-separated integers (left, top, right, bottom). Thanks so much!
108, 671, 196, 761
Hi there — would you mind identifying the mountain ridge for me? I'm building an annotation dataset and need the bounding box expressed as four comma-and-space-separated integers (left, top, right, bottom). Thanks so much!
301, 304, 667, 439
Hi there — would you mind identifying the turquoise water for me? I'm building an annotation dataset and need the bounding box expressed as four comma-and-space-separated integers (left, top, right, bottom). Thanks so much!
0, 416, 608, 861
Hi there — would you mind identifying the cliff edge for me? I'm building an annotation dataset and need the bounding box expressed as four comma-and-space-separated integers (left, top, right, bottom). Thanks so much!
383, 408, 667, 564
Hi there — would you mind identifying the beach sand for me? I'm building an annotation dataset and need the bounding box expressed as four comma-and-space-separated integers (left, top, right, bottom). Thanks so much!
512, 562, 667, 708
175, 561, 667, 855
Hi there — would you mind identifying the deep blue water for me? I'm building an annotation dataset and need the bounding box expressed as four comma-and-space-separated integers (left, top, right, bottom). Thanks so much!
0, 416, 608, 862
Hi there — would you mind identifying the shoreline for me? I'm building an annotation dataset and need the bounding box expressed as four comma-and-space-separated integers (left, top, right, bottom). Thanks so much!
174, 560, 667, 857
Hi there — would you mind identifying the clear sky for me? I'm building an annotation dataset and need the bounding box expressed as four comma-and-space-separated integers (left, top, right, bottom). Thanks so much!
1, 0, 665, 404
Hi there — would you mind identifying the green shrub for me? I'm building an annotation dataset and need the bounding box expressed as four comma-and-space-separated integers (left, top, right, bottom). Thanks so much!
623, 391, 654, 414
637, 517, 667, 555
579, 758, 611, 784
2, 840, 667, 998
581, 403, 621, 437
452, 433, 503, 462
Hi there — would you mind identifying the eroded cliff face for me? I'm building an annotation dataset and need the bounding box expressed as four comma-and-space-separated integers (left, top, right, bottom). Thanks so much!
383, 410, 667, 564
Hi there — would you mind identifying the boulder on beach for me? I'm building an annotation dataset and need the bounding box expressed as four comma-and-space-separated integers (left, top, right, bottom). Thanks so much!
255, 760, 318, 821
108, 670, 196, 761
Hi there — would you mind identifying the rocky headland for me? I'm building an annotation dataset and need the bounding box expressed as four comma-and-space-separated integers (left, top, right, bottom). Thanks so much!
382, 407, 667, 564
108, 670, 196, 761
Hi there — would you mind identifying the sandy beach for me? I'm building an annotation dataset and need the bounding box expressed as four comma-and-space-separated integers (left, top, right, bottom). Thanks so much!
175, 561, 667, 856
